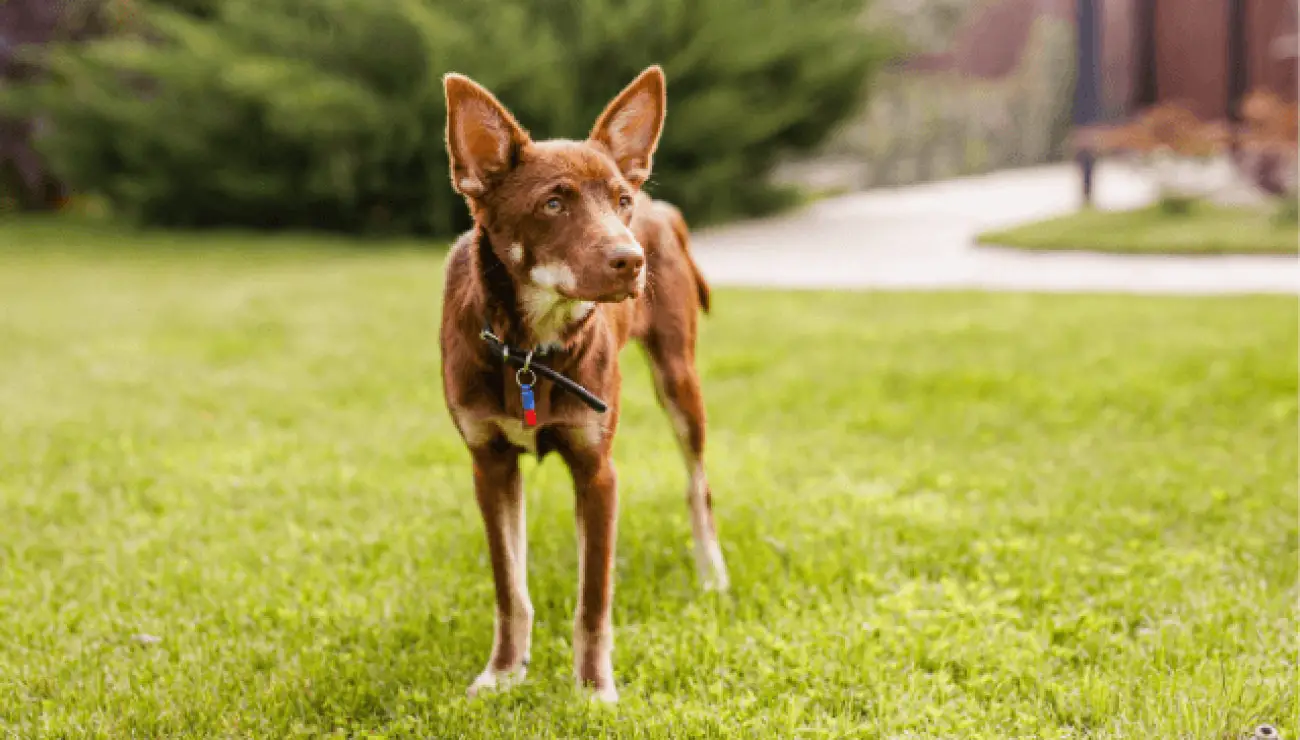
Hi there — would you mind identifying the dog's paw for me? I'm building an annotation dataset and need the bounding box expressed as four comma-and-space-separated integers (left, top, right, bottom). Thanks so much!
694, 538, 730, 593
701, 572, 730, 592
466, 664, 527, 698
580, 681, 619, 704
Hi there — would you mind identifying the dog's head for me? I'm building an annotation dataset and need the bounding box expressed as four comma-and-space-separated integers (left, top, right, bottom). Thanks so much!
443, 66, 666, 304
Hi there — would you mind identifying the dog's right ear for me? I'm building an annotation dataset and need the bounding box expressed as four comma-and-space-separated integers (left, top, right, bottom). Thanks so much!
444, 73, 530, 198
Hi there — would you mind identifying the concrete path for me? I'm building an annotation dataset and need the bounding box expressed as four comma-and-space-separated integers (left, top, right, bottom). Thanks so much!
690, 163, 1297, 295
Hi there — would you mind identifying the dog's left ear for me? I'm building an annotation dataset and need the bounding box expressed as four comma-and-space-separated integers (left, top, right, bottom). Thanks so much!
589, 65, 666, 188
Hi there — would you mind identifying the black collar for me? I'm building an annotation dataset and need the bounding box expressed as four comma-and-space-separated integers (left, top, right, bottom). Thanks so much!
479, 321, 609, 414
473, 229, 607, 414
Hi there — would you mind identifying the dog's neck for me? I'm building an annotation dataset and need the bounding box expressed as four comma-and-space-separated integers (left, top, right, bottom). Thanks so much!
475, 228, 594, 353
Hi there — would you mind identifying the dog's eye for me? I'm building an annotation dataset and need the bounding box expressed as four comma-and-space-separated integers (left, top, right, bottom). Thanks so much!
618, 194, 633, 209
543, 197, 564, 215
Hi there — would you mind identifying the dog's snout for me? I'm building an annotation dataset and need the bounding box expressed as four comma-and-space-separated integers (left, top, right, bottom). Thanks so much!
607, 244, 645, 276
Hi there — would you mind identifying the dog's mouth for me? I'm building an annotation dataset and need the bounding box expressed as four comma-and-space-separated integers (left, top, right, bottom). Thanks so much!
536, 262, 645, 305
559, 283, 643, 304
591, 290, 636, 303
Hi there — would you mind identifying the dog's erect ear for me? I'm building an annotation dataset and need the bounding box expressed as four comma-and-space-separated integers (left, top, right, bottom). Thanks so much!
444, 73, 530, 197
589, 65, 666, 188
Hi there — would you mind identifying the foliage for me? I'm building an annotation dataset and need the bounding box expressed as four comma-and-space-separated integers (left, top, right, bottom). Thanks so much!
1083, 103, 1234, 213
1090, 103, 1231, 160
1237, 90, 1299, 200
0, 0, 891, 236
0, 220, 1295, 736
1085, 94, 1299, 217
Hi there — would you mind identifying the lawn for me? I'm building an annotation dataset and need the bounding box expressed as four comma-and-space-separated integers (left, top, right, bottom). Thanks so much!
978, 201, 1299, 255
1, 218, 1296, 739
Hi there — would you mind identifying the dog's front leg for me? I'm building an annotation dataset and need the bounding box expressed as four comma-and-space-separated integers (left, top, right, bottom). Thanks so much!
467, 445, 533, 697
562, 446, 620, 702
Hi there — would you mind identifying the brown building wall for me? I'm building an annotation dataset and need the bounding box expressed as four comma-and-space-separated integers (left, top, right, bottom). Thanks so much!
1105, 0, 1296, 120
1246, 0, 1298, 103
1154, 0, 1231, 119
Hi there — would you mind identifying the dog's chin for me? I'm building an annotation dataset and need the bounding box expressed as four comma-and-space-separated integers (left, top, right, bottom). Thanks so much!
596, 290, 642, 303
567, 285, 643, 303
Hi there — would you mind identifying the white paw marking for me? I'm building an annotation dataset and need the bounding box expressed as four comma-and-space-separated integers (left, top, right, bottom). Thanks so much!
569, 626, 613, 702
585, 683, 620, 704
688, 463, 730, 592
697, 536, 730, 592
467, 664, 527, 698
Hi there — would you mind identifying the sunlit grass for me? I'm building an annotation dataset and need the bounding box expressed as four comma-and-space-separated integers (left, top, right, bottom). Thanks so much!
1, 218, 1295, 738
979, 201, 1298, 255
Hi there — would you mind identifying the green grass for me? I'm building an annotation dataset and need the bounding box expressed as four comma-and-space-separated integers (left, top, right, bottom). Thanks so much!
1, 217, 1296, 739
978, 201, 1300, 255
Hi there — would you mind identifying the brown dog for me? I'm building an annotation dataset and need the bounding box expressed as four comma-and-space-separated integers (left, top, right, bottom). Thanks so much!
438, 66, 729, 702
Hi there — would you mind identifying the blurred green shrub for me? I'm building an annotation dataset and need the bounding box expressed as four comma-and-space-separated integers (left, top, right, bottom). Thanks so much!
1, 0, 892, 236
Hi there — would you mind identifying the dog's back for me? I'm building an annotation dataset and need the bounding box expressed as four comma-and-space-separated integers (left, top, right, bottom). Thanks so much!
609, 195, 710, 345
649, 199, 711, 313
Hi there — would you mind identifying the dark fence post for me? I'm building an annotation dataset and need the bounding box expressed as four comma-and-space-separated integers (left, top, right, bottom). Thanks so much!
1074, 0, 1102, 207
1226, 0, 1247, 154
1133, 0, 1158, 110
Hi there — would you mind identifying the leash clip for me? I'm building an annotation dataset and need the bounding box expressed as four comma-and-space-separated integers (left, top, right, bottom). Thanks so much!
515, 350, 537, 387
516, 350, 538, 427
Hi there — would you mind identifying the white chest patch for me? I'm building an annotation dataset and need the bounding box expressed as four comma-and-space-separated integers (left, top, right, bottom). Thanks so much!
454, 411, 541, 452
492, 417, 538, 453
454, 410, 606, 455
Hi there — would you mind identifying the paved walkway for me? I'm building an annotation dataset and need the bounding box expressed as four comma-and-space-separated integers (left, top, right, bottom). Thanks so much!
690, 163, 1297, 295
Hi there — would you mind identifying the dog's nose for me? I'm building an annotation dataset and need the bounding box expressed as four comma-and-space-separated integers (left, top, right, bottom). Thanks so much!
607, 244, 645, 277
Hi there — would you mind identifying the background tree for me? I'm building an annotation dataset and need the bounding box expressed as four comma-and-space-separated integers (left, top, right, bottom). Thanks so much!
1, 0, 894, 236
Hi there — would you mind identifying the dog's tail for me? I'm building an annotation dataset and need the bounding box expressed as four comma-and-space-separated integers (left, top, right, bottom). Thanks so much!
660, 201, 711, 314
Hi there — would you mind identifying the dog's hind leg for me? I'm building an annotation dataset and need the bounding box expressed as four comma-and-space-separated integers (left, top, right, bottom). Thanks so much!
644, 337, 730, 592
